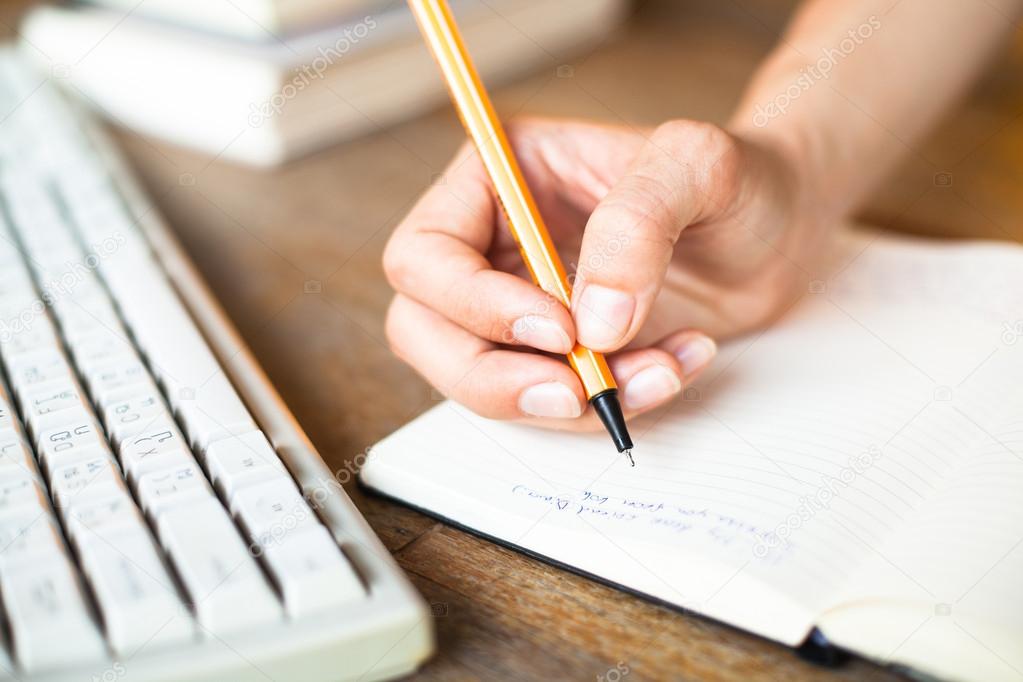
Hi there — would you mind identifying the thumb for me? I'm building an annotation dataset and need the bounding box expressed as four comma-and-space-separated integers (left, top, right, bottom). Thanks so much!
571, 121, 738, 351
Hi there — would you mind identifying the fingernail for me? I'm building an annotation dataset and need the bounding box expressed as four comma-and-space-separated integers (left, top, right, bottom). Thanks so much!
623, 365, 682, 410
518, 381, 583, 419
575, 284, 635, 349
511, 316, 572, 353
674, 335, 717, 376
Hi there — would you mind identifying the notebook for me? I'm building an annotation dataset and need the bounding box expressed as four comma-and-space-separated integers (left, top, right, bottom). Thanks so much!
361, 228, 1023, 682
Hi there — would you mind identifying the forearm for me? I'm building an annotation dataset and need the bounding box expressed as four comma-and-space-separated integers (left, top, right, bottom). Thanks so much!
729, 0, 1023, 222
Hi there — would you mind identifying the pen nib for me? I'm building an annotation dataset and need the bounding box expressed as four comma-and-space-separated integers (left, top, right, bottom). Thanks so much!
623, 449, 635, 467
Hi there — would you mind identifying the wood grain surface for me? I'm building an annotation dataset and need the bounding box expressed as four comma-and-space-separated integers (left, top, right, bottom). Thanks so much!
4, 0, 1022, 679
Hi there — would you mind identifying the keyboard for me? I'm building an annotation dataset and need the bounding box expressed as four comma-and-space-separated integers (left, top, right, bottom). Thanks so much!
0, 50, 433, 681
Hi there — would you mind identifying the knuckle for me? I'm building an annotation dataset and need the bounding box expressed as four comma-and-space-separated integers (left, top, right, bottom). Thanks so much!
623, 170, 680, 223
593, 205, 661, 251
490, 318, 516, 346
649, 119, 742, 215
450, 365, 501, 419
504, 115, 544, 140
504, 117, 547, 168
448, 140, 478, 169
383, 297, 409, 359
652, 119, 727, 151
590, 182, 674, 249
650, 118, 694, 145
452, 280, 497, 334
382, 236, 415, 292
453, 271, 525, 344
503, 116, 532, 136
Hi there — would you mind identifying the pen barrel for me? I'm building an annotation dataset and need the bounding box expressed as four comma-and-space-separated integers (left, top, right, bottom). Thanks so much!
568, 346, 616, 398
408, 0, 617, 400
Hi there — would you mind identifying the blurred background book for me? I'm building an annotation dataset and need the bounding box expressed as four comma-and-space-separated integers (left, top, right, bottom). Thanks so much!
71, 0, 398, 39
22, 0, 630, 166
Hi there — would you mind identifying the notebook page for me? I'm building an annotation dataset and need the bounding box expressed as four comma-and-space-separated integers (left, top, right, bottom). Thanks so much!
817, 414, 1023, 682
817, 268, 1023, 681
362, 230, 1021, 647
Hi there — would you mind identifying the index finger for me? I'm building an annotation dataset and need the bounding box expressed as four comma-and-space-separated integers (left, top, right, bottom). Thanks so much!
383, 144, 576, 353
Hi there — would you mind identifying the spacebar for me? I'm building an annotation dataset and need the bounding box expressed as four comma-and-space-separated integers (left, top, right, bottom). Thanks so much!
99, 253, 256, 452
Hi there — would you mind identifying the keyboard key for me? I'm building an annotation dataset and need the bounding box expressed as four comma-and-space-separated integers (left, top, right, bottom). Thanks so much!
205, 431, 287, 502
0, 277, 35, 302
21, 379, 89, 436
2, 554, 106, 672
49, 275, 108, 304
156, 499, 282, 636
262, 526, 364, 618
0, 473, 49, 519
51, 295, 124, 343
0, 243, 28, 270
85, 356, 152, 406
6, 348, 74, 396
118, 416, 188, 480
52, 281, 117, 310
104, 390, 167, 448
49, 456, 125, 512
0, 397, 15, 434
121, 446, 194, 489
70, 326, 137, 376
136, 462, 212, 519
36, 416, 109, 474
0, 514, 63, 571
65, 492, 147, 548
174, 374, 257, 453
230, 477, 317, 550
120, 417, 187, 460
78, 529, 195, 655
65, 186, 127, 241
0, 433, 36, 482
0, 261, 34, 288
0, 317, 59, 358
20, 223, 75, 258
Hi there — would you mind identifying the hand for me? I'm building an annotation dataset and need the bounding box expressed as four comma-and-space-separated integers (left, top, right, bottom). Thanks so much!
383, 117, 825, 430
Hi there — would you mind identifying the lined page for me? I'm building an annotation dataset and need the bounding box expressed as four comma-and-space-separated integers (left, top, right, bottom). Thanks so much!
819, 336, 1023, 680
363, 230, 1023, 647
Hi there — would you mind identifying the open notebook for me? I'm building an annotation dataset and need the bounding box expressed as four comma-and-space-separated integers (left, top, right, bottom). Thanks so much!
361, 229, 1023, 682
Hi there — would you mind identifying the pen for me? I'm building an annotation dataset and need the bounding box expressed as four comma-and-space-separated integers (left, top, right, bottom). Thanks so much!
407, 0, 635, 464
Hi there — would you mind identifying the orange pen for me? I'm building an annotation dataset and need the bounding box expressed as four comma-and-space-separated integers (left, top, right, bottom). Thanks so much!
407, 0, 634, 464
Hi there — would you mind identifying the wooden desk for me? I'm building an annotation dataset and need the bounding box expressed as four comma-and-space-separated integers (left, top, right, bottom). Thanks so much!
9, 0, 1022, 679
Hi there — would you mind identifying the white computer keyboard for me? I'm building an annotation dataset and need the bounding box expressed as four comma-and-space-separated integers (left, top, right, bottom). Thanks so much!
0, 50, 432, 681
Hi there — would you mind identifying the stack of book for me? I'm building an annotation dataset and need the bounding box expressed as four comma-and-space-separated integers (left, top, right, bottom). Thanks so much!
20, 0, 629, 166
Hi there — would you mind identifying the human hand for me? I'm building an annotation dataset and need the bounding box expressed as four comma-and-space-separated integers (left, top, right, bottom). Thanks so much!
383, 117, 824, 430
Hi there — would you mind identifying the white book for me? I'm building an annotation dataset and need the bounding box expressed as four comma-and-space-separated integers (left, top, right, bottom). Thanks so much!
20, 0, 628, 166
362, 229, 1023, 682
81, 0, 395, 40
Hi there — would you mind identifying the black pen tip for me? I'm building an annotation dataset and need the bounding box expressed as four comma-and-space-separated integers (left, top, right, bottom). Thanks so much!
590, 389, 634, 454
